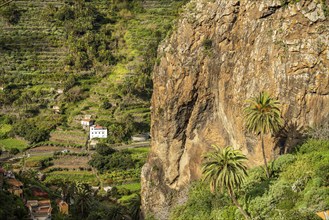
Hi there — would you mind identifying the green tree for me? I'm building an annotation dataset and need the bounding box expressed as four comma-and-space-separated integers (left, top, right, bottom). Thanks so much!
244, 91, 283, 178
202, 145, 251, 220
73, 182, 92, 218
0, 3, 21, 24
128, 194, 142, 220
95, 143, 116, 156
9, 147, 19, 155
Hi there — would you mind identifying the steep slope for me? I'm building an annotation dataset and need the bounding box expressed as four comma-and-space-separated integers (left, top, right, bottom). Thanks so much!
141, 0, 329, 219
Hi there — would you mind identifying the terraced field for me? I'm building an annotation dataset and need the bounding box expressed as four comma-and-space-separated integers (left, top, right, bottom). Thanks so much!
0, 1, 188, 218
1, 0, 187, 144
49, 129, 87, 146
0, 0, 187, 203
0, 0, 66, 83
66, 0, 187, 127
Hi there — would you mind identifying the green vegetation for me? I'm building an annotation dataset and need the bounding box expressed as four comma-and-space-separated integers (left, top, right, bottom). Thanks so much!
0, 191, 27, 219
0, 3, 21, 24
44, 170, 97, 185
0, 124, 11, 138
0, 1, 184, 216
117, 182, 141, 192
89, 144, 148, 174
89, 143, 135, 172
171, 139, 329, 220
244, 91, 283, 178
25, 155, 53, 168
0, 0, 188, 146
0, 138, 28, 151
202, 38, 213, 50
202, 146, 251, 219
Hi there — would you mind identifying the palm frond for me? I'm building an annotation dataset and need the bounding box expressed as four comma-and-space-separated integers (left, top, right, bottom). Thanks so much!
244, 91, 283, 135
202, 146, 248, 194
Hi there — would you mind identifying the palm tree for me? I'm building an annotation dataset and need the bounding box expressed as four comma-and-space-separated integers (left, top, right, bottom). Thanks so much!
244, 91, 283, 178
128, 194, 142, 220
74, 182, 92, 218
202, 145, 251, 219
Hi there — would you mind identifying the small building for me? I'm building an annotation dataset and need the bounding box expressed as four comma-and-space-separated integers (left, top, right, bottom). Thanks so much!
132, 133, 150, 142
60, 149, 69, 154
90, 139, 99, 149
5, 170, 15, 179
81, 119, 94, 127
103, 186, 112, 192
84, 115, 92, 120
26, 200, 52, 220
31, 186, 48, 198
90, 125, 107, 139
6, 178, 24, 198
56, 89, 64, 94
57, 200, 69, 215
37, 172, 46, 181
91, 186, 100, 191
52, 106, 60, 113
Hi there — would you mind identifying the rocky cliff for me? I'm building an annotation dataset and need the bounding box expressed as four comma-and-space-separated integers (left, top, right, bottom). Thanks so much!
141, 0, 329, 219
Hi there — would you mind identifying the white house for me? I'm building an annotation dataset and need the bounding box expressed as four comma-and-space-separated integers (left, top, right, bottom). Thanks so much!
103, 186, 112, 192
90, 125, 107, 139
81, 119, 94, 127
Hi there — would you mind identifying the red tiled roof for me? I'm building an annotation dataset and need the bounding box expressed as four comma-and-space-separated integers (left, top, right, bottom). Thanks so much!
38, 200, 51, 205
32, 190, 48, 198
93, 125, 107, 130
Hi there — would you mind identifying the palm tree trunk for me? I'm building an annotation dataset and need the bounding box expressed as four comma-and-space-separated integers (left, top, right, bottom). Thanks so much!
261, 132, 270, 178
228, 187, 251, 220
81, 202, 84, 217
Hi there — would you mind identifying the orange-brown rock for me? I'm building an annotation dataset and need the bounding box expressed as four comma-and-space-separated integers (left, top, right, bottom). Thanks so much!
141, 0, 329, 219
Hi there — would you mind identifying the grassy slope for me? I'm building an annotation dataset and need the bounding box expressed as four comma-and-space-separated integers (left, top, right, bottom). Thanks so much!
169, 139, 329, 220
0, 138, 28, 151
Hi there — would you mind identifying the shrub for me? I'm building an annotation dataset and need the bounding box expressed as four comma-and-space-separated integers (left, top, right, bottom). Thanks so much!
202, 38, 212, 50
298, 139, 329, 154
89, 150, 135, 172
9, 148, 19, 155
0, 4, 21, 24
95, 143, 116, 156
13, 120, 50, 144
102, 101, 112, 110
170, 182, 228, 220
272, 154, 297, 173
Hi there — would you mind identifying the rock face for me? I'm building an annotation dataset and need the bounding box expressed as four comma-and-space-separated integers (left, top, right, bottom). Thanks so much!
141, 0, 329, 219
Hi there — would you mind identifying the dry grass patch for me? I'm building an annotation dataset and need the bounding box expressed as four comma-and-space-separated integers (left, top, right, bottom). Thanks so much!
52, 155, 90, 169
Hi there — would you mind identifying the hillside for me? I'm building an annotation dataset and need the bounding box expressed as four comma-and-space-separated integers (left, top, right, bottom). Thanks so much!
169, 139, 329, 220
0, 1, 190, 219
0, 0, 188, 146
